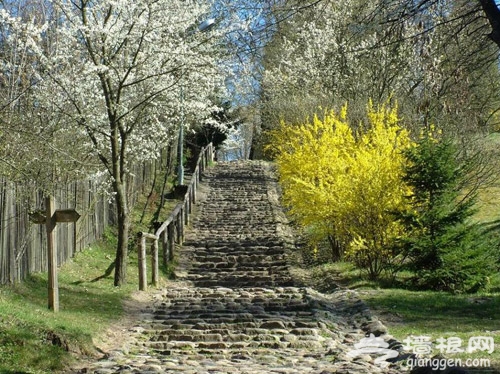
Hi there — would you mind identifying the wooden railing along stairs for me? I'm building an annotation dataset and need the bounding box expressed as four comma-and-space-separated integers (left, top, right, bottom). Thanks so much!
136, 143, 214, 290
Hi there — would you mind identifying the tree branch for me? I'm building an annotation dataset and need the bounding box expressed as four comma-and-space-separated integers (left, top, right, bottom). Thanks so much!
478, 0, 500, 48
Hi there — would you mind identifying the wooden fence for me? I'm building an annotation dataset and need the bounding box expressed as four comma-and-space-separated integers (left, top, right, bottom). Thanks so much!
137, 143, 214, 290
0, 160, 158, 284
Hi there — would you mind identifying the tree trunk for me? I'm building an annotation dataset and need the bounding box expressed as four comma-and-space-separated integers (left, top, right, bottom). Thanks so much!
327, 235, 343, 262
479, 0, 500, 48
113, 179, 130, 286
110, 120, 130, 287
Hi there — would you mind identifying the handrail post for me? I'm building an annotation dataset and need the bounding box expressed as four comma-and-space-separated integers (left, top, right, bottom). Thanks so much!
176, 212, 183, 244
161, 231, 168, 268
137, 232, 159, 291
200, 152, 205, 179
152, 239, 159, 287
182, 206, 186, 242
192, 174, 197, 204
209, 143, 214, 163
186, 189, 192, 216
138, 234, 147, 291
167, 223, 175, 261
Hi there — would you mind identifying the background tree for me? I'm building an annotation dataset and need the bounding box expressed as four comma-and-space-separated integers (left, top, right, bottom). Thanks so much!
185, 100, 241, 164
254, 0, 500, 158
1, 0, 229, 286
0, 0, 93, 188
370, 0, 500, 50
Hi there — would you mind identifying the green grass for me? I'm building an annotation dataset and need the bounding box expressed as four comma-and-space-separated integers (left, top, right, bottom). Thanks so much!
0, 233, 142, 374
363, 289, 500, 371
312, 261, 500, 371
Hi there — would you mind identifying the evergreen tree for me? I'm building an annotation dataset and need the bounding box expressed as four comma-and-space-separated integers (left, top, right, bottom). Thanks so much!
397, 135, 496, 293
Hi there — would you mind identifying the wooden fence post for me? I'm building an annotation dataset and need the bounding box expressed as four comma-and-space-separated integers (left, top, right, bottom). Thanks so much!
192, 177, 197, 205
152, 239, 158, 288
167, 223, 175, 262
176, 209, 183, 244
137, 232, 159, 291
200, 153, 205, 178
161, 231, 168, 268
138, 234, 147, 291
185, 195, 190, 217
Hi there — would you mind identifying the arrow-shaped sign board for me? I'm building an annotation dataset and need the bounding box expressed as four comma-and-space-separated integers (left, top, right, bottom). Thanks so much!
29, 210, 46, 224
29, 209, 80, 224
54, 209, 81, 223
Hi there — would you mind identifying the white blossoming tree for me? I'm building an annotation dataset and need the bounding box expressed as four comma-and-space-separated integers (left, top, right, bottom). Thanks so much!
1, 0, 228, 285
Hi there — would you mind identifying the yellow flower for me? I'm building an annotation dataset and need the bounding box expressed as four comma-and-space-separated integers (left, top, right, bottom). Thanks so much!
266, 99, 415, 277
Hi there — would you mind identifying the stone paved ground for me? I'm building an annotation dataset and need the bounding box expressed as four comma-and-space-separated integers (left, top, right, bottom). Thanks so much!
75, 161, 409, 374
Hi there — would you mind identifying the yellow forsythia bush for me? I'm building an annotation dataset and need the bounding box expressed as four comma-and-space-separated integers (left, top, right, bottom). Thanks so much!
267, 100, 414, 278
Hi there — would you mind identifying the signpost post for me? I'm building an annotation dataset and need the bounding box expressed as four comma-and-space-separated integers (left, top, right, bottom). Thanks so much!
30, 196, 80, 312
46, 196, 58, 312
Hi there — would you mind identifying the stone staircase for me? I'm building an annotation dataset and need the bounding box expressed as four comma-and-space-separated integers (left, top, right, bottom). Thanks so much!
176, 161, 294, 288
76, 161, 405, 374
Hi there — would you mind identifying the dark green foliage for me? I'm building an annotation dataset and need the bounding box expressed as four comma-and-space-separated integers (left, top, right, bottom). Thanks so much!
396, 135, 497, 293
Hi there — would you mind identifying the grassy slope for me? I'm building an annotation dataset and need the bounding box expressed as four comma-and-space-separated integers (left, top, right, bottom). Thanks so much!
363, 289, 500, 373
0, 232, 141, 374
0, 168, 181, 374
0, 169, 180, 374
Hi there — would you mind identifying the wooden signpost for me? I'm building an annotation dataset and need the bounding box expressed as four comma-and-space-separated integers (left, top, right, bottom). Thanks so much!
29, 196, 80, 312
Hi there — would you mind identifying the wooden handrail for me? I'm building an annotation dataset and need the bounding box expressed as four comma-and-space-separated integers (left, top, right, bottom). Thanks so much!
137, 143, 214, 291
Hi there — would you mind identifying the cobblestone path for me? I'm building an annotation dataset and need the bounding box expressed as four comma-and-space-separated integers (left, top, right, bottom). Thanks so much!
76, 161, 406, 374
